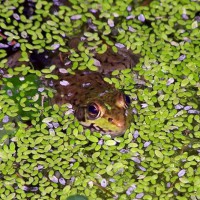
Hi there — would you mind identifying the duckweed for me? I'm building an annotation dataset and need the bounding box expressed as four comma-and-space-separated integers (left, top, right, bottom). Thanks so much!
0, 0, 200, 199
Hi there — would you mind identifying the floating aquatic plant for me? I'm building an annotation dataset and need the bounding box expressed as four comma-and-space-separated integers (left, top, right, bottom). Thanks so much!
0, 0, 200, 199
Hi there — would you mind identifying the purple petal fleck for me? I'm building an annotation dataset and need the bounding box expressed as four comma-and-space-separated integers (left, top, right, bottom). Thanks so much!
7, 90, 13, 96
128, 26, 135, 32
49, 175, 58, 183
64, 60, 71, 66
126, 184, 136, 195
51, 43, 60, 50
59, 68, 68, 74
184, 106, 192, 110
59, 178, 66, 185
133, 130, 139, 138
115, 43, 125, 48
178, 169, 186, 177
138, 166, 146, 171
53, 122, 59, 128
101, 179, 107, 188
120, 149, 129, 153
30, 187, 39, 192
141, 103, 148, 108
70, 176, 75, 184
71, 14, 82, 20
127, 6, 132, 12
60, 80, 70, 86
195, 16, 200, 22
13, 43, 20, 48
0, 43, 9, 48
109, 178, 115, 182
175, 104, 184, 110
178, 55, 186, 61
182, 14, 189, 20
98, 139, 104, 145
188, 110, 200, 114
13, 13, 20, 20
37, 165, 44, 170
90, 9, 98, 13
2, 115, 9, 123
19, 77, 25, 81
108, 19, 114, 27
94, 58, 101, 67
38, 87, 44, 92
166, 78, 174, 85
131, 157, 140, 163
167, 182, 171, 187
22, 186, 29, 191
136, 193, 144, 198
132, 108, 137, 114
138, 14, 145, 22
144, 141, 151, 148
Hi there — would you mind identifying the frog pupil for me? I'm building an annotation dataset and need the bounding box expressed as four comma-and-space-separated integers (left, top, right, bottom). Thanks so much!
88, 103, 100, 118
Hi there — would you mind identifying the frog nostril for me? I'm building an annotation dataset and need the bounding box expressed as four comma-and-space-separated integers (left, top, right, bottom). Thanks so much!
108, 118, 113, 122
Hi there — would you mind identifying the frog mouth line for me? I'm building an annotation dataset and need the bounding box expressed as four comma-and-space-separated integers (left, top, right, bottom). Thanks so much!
83, 123, 112, 134
90, 123, 108, 133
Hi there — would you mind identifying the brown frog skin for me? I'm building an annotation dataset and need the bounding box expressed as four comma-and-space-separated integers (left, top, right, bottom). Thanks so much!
3, 40, 140, 137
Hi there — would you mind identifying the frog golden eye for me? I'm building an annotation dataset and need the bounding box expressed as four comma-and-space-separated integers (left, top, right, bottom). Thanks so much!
124, 94, 131, 108
87, 103, 101, 119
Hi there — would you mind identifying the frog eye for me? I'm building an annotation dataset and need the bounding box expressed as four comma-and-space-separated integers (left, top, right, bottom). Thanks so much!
87, 103, 101, 119
124, 94, 131, 108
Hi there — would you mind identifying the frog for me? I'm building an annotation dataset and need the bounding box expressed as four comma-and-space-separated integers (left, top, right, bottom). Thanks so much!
3, 38, 140, 137
44, 41, 139, 137
52, 70, 132, 137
